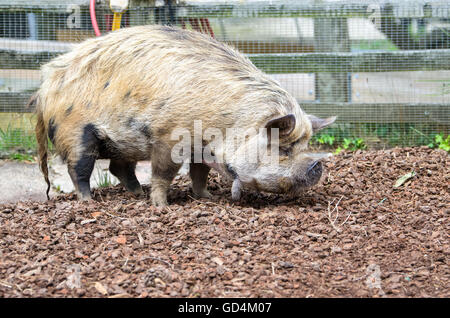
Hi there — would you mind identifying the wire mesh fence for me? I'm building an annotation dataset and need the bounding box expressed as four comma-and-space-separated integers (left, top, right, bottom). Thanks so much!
0, 0, 449, 155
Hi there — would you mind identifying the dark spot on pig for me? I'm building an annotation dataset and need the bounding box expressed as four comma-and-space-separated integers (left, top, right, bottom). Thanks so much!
155, 100, 166, 110
60, 149, 68, 162
58, 75, 65, 89
80, 123, 121, 160
140, 97, 149, 106
104, 81, 110, 89
225, 164, 238, 179
127, 117, 135, 128
98, 136, 121, 160
48, 117, 57, 145
127, 117, 152, 139
140, 125, 152, 139
123, 91, 131, 100
65, 104, 73, 116
80, 124, 99, 153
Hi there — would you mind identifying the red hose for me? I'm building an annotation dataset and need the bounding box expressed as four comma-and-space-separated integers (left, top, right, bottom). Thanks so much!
90, 0, 101, 36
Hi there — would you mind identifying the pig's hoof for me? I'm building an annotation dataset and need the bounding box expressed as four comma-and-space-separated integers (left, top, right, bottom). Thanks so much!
151, 192, 168, 207
193, 189, 212, 199
131, 187, 144, 197
152, 199, 168, 207
77, 192, 93, 201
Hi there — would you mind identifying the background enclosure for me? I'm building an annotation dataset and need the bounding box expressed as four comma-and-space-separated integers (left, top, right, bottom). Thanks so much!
0, 0, 449, 154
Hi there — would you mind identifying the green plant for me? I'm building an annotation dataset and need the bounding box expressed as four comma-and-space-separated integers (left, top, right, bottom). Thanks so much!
334, 137, 367, 154
351, 39, 398, 51
427, 133, 450, 152
8, 153, 35, 162
312, 133, 335, 147
0, 124, 37, 153
342, 137, 367, 151
94, 168, 116, 188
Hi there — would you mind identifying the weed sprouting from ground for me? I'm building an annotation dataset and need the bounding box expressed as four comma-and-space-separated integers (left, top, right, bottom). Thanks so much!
8, 153, 35, 162
0, 124, 37, 153
94, 167, 118, 188
310, 122, 448, 150
428, 133, 450, 152
0, 124, 55, 159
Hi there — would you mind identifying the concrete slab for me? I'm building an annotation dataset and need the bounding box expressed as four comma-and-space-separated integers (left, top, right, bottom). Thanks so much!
0, 157, 189, 204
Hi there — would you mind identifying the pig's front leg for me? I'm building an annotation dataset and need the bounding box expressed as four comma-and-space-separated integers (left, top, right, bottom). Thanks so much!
190, 163, 212, 199
151, 147, 180, 206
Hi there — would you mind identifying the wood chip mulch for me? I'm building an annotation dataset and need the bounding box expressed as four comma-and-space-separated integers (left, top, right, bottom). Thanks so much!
0, 146, 448, 297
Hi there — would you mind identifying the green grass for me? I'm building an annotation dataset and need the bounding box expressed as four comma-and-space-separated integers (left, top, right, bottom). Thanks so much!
351, 39, 398, 51
310, 123, 448, 152
0, 124, 56, 159
425, 132, 450, 152
94, 167, 117, 188
312, 133, 336, 147
8, 153, 35, 162
0, 124, 37, 151
0, 124, 38, 159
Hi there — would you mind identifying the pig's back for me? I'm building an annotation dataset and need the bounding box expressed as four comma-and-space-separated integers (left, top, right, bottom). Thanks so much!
37, 25, 296, 156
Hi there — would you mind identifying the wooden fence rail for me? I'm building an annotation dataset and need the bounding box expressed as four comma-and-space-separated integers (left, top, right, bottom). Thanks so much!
2, 91, 448, 124
249, 50, 450, 73
2, 44, 450, 73
1, 1, 449, 19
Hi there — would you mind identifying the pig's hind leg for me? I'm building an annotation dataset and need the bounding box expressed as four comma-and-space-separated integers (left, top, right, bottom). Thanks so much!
190, 163, 212, 199
67, 156, 96, 201
66, 123, 99, 201
109, 159, 143, 195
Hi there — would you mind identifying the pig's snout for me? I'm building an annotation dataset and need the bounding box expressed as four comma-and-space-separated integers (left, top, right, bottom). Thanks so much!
307, 160, 322, 181
291, 160, 323, 190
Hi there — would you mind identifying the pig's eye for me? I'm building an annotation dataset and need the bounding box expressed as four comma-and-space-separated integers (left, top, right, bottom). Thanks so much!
279, 147, 291, 156
279, 137, 303, 156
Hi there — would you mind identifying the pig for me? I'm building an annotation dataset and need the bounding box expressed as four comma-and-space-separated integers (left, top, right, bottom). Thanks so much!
34, 25, 336, 206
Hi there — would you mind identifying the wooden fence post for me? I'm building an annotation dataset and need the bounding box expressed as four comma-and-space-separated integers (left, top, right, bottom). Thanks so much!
129, 0, 151, 27
313, 5, 350, 103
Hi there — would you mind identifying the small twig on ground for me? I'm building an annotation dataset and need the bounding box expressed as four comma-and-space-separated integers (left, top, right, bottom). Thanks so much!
187, 195, 221, 207
305, 231, 325, 238
0, 280, 12, 288
137, 233, 144, 247
148, 256, 174, 270
326, 196, 351, 233
80, 218, 97, 225
114, 202, 134, 212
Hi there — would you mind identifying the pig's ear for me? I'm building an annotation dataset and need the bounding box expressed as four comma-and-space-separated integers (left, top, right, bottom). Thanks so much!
265, 114, 296, 142
308, 115, 336, 133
